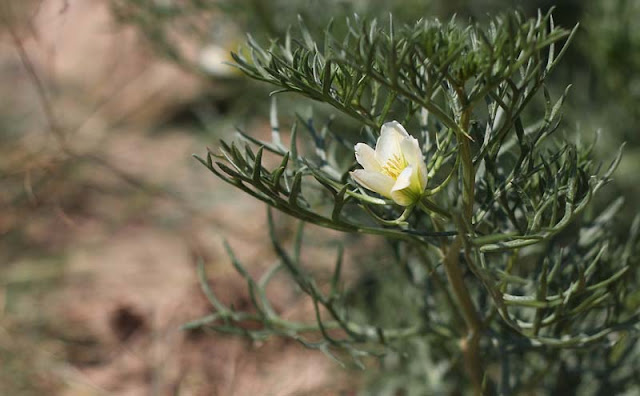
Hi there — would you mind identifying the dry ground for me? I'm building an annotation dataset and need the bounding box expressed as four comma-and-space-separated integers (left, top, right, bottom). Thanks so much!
0, 1, 362, 394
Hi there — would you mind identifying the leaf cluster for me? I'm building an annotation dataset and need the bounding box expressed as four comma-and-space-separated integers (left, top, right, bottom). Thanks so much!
184, 210, 442, 368
232, 10, 575, 134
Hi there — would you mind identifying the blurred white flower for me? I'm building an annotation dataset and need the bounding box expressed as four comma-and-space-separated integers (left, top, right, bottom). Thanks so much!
198, 44, 238, 78
351, 121, 428, 206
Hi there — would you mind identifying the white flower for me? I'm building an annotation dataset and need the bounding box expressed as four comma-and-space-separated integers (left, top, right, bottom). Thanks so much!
350, 121, 428, 206
198, 44, 239, 78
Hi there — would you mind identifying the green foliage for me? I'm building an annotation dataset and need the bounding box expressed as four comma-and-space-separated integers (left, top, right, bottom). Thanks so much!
231, 11, 574, 131
188, 8, 640, 395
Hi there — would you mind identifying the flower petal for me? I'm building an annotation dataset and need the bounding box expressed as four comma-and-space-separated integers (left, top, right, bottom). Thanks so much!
382, 120, 410, 138
390, 192, 416, 206
350, 170, 395, 198
376, 121, 409, 163
390, 166, 423, 206
391, 166, 413, 192
417, 160, 428, 190
354, 143, 382, 172
400, 136, 428, 189
413, 161, 428, 191
398, 136, 418, 162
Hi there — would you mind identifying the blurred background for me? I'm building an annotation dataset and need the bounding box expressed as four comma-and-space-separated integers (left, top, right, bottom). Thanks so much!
1, 0, 638, 394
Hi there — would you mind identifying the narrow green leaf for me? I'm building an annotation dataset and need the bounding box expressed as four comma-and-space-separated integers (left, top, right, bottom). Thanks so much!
252, 145, 265, 183
289, 171, 303, 206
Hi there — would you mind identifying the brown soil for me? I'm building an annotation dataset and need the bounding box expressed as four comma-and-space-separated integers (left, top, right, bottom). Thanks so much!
0, 1, 361, 394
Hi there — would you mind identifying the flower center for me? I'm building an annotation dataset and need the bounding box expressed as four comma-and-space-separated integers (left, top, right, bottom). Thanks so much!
381, 153, 407, 179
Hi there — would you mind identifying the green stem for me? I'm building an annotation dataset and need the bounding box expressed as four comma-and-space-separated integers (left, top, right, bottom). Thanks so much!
449, 92, 484, 394
443, 235, 484, 395
418, 196, 452, 220
458, 108, 475, 222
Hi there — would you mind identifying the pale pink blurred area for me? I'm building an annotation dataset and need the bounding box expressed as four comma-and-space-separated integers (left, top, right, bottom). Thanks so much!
0, 1, 358, 394
20, 0, 200, 124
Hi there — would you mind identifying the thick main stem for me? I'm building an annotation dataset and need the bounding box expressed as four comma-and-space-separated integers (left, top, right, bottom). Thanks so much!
443, 236, 483, 394
450, 95, 484, 394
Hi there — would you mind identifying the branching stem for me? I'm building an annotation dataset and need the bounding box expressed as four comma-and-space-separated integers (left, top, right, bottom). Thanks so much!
443, 95, 485, 394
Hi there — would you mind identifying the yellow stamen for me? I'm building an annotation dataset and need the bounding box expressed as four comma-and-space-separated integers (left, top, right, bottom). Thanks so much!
381, 153, 407, 179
